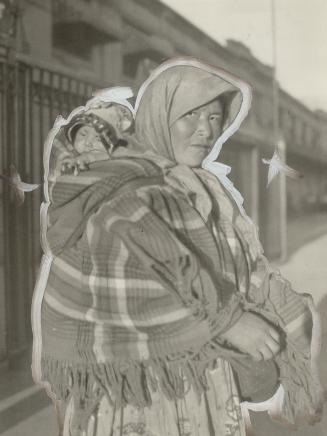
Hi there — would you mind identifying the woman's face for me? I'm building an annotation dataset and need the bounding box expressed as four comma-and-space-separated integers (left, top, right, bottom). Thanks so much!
170, 98, 224, 167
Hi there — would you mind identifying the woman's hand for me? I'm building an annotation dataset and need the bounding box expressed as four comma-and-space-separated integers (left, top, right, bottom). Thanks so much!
220, 312, 282, 361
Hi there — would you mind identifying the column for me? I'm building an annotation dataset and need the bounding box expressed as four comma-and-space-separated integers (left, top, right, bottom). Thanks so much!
95, 41, 123, 85
237, 145, 259, 223
249, 146, 259, 224
259, 138, 287, 260
22, 0, 52, 60
279, 138, 288, 260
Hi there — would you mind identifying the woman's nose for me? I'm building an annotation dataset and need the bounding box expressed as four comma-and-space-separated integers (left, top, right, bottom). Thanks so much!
196, 116, 212, 138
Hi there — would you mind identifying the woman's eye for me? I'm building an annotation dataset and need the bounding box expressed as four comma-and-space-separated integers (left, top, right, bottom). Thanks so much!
210, 114, 222, 122
185, 110, 197, 118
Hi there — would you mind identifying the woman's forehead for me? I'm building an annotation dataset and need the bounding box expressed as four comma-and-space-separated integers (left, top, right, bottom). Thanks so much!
168, 75, 235, 125
192, 98, 224, 113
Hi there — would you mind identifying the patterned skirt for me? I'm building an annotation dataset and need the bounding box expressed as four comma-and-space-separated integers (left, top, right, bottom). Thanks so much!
63, 359, 246, 436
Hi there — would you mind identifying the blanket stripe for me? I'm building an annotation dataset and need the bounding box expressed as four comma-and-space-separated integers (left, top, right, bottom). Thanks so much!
39, 157, 323, 429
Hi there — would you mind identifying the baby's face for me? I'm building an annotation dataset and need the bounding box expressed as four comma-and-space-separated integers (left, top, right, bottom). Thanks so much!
73, 126, 106, 154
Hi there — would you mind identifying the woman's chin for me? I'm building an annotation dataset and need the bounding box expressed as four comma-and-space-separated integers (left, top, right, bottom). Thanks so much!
180, 158, 204, 168
174, 147, 211, 167
187, 152, 210, 167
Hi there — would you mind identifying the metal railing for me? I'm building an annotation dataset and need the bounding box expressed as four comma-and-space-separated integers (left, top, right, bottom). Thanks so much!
0, 55, 99, 362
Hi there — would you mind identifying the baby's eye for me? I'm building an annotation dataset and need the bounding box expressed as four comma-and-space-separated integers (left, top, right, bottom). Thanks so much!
120, 108, 129, 117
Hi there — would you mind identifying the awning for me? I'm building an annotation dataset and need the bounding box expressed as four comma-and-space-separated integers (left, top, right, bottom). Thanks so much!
53, 0, 124, 44
124, 27, 175, 60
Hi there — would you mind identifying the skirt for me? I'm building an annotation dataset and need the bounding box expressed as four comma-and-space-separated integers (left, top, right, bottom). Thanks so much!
63, 359, 246, 436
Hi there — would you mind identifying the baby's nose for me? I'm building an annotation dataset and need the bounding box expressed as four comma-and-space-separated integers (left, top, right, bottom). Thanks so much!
85, 131, 94, 141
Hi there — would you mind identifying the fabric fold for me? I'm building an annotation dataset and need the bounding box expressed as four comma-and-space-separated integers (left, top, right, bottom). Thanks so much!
35, 58, 324, 435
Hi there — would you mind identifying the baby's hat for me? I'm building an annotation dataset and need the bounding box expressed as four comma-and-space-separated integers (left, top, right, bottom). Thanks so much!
65, 101, 133, 145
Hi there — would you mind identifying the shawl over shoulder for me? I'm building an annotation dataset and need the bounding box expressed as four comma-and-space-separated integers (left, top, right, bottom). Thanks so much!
38, 157, 323, 432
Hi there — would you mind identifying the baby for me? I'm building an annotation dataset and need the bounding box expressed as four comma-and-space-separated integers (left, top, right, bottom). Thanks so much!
57, 102, 134, 176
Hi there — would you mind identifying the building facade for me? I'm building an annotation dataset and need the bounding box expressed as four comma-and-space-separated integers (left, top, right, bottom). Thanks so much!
0, 0, 326, 366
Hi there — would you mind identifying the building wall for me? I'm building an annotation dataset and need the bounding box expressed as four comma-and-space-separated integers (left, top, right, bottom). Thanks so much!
4, 0, 327, 261
4, 0, 327, 258
1, 0, 327, 363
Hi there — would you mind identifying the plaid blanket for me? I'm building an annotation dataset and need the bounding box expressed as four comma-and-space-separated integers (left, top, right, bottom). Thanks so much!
38, 156, 323, 432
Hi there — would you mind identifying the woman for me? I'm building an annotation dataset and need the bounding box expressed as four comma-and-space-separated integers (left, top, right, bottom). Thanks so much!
33, 58, 323, 436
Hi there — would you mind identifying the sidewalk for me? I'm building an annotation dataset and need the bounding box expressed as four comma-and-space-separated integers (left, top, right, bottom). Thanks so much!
286, 211, 327, 259
280, 232, 327, 305
1, 403, 56, 436
0, 357, 54, 435
251, 233, 327, 436
2, 232, 327, 436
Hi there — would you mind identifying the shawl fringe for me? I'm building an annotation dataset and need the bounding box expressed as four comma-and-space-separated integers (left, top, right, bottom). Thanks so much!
241, 291, 324, 429
41, 352, 215, 434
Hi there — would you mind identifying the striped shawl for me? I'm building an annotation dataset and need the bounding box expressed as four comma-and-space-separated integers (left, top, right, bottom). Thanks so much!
40, 157, 323, 431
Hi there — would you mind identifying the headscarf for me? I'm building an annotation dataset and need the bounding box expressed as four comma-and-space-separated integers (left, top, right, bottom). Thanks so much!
115, 59, 251, 218
134, 64, 241, 161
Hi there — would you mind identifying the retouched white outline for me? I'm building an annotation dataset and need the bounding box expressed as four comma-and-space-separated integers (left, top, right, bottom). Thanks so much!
31, 87, 135, 415
31, 58, 324, 435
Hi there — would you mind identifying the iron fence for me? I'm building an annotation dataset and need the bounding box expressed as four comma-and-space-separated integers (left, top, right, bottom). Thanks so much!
0, 54, 99, 362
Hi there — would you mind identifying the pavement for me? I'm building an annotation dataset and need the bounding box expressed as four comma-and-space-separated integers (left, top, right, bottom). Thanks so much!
249, 233, 327, 436
2, 233, 327, 436
0, 367, 55, 435
1, 406, 56, 436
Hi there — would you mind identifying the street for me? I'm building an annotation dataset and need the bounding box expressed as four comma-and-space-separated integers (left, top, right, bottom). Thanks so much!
2, 233, 327, 436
